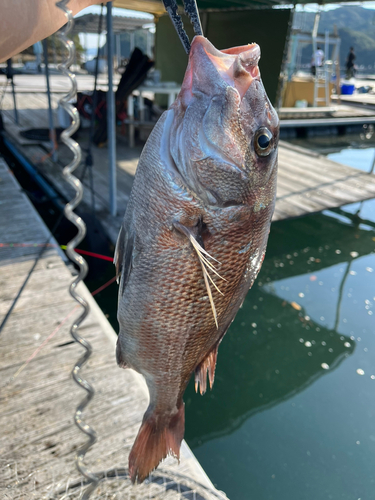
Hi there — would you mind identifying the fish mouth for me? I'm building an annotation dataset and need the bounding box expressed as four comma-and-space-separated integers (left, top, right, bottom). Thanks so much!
190, 36, 261, 99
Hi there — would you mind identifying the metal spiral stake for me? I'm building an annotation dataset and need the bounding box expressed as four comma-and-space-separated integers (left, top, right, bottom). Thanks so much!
55, 1, 100, 498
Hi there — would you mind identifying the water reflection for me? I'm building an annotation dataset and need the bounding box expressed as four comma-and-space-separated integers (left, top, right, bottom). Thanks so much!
185, 200, 375, 499
185, 288, 354, 447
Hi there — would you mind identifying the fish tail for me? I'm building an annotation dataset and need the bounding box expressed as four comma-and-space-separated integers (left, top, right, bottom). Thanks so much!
129, 403, 185, 484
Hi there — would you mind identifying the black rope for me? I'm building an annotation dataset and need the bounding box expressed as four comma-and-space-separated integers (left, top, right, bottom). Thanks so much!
80, 3, 104, 223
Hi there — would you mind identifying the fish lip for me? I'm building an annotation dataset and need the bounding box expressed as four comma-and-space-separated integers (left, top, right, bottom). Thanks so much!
191, 35, 260, 62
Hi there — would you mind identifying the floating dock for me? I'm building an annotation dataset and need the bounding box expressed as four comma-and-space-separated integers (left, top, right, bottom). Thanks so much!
2, 88, 375, 247
0, 157, 227, 499
331, 93, 375, 111
279, 104, 375, 128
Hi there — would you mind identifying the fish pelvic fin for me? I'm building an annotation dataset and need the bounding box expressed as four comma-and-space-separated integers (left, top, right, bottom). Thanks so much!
195, 343, 219, 395
129, 403, 185, 484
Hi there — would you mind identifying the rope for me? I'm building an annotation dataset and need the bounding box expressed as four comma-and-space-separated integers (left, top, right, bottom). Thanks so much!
80, 3, 104, 219
0, 243, 114, 262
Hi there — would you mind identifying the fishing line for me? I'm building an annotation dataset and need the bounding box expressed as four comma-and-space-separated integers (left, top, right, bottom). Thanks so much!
60, 245, 114, 262
0, 243, 114, 262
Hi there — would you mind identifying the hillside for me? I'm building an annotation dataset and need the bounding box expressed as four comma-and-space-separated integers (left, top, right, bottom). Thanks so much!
293, 6, 375, 72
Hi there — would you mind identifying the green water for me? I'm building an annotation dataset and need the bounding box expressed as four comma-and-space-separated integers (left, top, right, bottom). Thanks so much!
184, 145, 375, 499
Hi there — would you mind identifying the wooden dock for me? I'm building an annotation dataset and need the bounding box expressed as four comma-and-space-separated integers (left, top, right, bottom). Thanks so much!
2, 90, 375, 248
273, 141, 375, 220
0, 157, 227, 500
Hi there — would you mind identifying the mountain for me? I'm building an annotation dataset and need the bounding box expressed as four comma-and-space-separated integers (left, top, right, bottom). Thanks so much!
293, 6, 375, 72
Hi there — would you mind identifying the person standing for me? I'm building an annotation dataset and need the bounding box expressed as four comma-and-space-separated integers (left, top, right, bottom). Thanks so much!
311, 46, 324, 76
346, 47, 356, 79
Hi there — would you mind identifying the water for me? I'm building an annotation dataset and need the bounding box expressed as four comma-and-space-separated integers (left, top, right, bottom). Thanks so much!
289, 129, 375, 174
184, 139, 375, 499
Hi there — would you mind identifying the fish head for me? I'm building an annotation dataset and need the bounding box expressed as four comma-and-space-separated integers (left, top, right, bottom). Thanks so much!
169, 36, 279, 209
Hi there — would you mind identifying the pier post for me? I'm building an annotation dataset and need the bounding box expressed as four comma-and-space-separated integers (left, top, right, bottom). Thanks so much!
107, 1, 117, 217
6, 59, 18, 125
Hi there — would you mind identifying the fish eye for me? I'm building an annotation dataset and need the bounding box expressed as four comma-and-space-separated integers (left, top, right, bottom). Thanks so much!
254, 127, 273, 157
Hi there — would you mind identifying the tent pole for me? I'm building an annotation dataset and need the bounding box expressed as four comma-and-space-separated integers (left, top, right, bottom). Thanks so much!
42, 39, 57, 162
6, 59, 18, 125
107, 1, 117, 217
116, 34, 121, 69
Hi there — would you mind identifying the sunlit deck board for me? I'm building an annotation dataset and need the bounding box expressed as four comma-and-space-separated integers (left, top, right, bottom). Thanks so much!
0, 157, 225, 500
274, 142, 375, 221
2, 92, 375, 246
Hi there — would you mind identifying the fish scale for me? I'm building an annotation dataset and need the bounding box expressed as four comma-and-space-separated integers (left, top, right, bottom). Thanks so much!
115, 36, 279, 483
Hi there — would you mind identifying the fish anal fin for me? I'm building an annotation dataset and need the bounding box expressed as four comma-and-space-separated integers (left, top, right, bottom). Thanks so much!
129, 404, 185, 484
195, 344, 219, 396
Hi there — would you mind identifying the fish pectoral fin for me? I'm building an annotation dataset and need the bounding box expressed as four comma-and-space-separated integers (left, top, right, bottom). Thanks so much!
114, 225, 125, 282
173, 221, 225, 329
114, 224, 135, 295
195, 343, 219, 395
116, 338, 128, 369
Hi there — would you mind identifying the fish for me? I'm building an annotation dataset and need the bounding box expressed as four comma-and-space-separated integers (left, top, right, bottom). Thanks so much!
114, 35, 279, 484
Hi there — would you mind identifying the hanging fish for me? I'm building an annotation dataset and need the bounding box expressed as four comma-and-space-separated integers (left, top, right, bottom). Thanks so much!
115, 35, 279, 483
